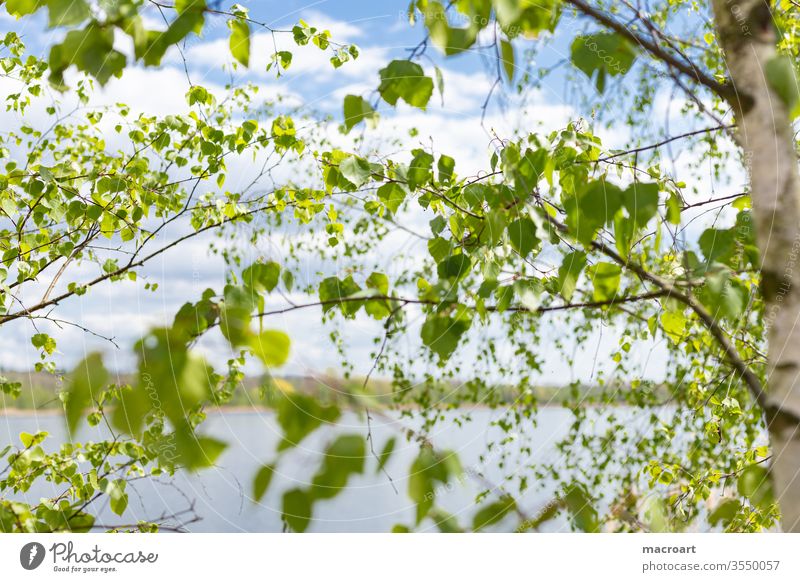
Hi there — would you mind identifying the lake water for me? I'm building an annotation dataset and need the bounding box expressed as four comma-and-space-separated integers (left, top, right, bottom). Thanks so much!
0, 407, 655, 532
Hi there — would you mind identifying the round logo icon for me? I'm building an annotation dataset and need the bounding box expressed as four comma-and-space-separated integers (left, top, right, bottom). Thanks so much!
20, 542, 46, 570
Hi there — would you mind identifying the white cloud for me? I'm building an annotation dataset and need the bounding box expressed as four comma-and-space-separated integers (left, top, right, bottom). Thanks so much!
176, 31, 390, 87
299, 9, 367, 42
93, 66, 199, 115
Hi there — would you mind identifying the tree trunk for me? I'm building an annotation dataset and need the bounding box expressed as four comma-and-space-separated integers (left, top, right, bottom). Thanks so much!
711, 0, 800, 530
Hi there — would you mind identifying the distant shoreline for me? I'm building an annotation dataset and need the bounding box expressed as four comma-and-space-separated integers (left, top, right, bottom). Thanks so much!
0, 406, 274, 417
0, 401, 628, 417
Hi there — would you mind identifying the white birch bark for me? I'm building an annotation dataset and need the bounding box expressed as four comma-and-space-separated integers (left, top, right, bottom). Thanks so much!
711, 0, 800, 531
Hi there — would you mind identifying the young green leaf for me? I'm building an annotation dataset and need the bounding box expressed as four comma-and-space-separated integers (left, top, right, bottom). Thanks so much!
228, 18, 251, 67
571, 32, 637, 92
250, 330, 290, 367
282, 488, 312, 532
378, 60, 434, 109
500, 39, 515, 82
65, 353, 108, 435
253, 464, 276, 503
343, 95, 378, 132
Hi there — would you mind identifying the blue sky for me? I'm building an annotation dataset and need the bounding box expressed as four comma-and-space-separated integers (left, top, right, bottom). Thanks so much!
0, 1, 744, 388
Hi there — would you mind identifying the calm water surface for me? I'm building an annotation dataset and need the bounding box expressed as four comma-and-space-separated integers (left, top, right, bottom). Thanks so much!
0, 407, 659, 532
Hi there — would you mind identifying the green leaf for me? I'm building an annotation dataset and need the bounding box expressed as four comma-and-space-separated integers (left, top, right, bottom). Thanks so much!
642, 497, 669, 533
343, 95, 378, 132
696, 268, 748, 322
557, 251, 587, 302
318, 275, 362, 317
19, 431, 47, 448
172, 298, 219, 341
275, 391, 340, 450
31, 332, 56, 354
175, 0, 206, 13
364, 272, 392, 319
423, 1, 478, 56
0, 378, 22, 399
494, 284, 515, 312
339, 155, 374, 188
699, 227, 736, 266
46, 0, 89, 27
507, 217, 538, 257
563, 483, 599, 532
228, 18, 251, 67
249, 330, 290, 367
428, 237, 452, 263
311, 434, 366, 500
366, 272, 389, 295
437, 154, 455, 183
514, 279, 543, 311
765, 55, 800, 117
462, 184, 487, 208
49, 24, 127, 86
376, 437, 396, 474
437, 254, 472, 281
666, 192, 682, 224
434, 65, 444, 103
430, 215, 447, 236
500, 39, 515, 82
105, 479, 128, 516
378, 60, 434, 109
473, 496, 516, 531
408, 447, 446, 524
570, 32, 637, 93
65, 353, 108, 435
484, 208, 506, 245
407, 149, 434, 190
282, 269, 295, 292
565, 179, 623, 246
585, 262, 621, 302
709, 498, 741, 527
176, 433, 227, 471
408, 447, 455, 524
271, 50, 292, 71
494, 0, 560, 37
242, 261, 280, 293
621, 182, 659, 226
737, 465, 774, 510
660, 310, 686, 344
421, 306, 473, 360
430, 508, 463, 532
282, 488, 312, 532
291, 19, 313, 45
6, 0, 42, 17
117, 329, 215, 436
67, 512, 95, 533
187, 85, 211, 106
220, 284, 256, 347
377, 182, 407, 213
253, 464, 275, 502
615, 182, 660, 255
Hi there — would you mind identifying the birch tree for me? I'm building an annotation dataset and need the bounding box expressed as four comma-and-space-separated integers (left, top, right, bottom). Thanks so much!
3, 0, 800, 532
